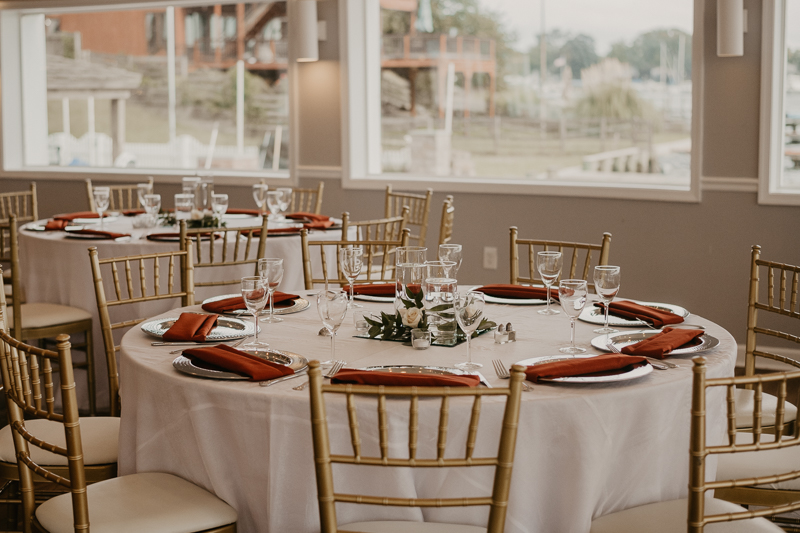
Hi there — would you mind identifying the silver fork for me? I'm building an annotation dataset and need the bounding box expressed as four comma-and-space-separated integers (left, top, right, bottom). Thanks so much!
492, 359, 530, 391
293, 360, 345, 391
168, 337, 248, 355
605, 341, 675, 370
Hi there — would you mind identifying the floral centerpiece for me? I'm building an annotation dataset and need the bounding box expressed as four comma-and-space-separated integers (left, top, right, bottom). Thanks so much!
159, 210, 225, 229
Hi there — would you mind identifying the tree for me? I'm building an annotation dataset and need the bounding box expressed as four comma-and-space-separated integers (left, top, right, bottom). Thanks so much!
788, 49, 800, 73
559, 34, 598, 77
607, 28, 692, 81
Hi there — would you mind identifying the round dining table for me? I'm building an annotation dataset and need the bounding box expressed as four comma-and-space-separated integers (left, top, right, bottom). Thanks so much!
117, 290, 736, 533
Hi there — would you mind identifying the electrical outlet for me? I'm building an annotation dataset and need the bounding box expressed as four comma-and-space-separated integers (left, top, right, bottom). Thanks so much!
483, 247, 498, 270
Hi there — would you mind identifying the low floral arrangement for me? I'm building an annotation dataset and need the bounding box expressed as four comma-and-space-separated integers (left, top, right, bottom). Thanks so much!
159, 211, 225, 229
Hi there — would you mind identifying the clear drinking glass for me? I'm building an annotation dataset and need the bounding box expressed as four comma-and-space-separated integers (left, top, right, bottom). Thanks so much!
174, 194, 194, 221
211, 193, 228, 223
93, 187, 110, 228
423, 261, 458, 344
395, 246, 427, 312
266, 191, 282, 221
143, 194, 161, 228
317, 290, 349, 361
340, 245, 364, 309
593, 266, 621, 334
137, 182, 153, 209
277, 187, 293, 216
454, 291, 485, 370
241, 276, 268, 352
537, 251, 563, 315
258, 258, 284, 323
559, 279, 588, 354
437, 244, 463, 278
252, 184, 268, 214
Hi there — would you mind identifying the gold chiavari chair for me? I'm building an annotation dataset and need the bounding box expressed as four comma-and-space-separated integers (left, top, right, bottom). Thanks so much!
89, 243, 195, 417
300, 228, 409, 290
0, 216, 96, 414
341, 206, 409, 242
438, 195, 455, 246
291, 181, 325, 214
179, 215, 268, 292
0, 183, 38, 225
308, 360, 526, 533
85, 176, 153, 212
509, 227, 612, 292
0, 332, 237, 533
385, 185, 433, 247
590, 357, 793, 533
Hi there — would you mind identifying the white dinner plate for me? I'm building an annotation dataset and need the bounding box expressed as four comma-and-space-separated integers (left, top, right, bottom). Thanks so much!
223, 213, 259, 220
140, 316, 255, 341
591, 330, 720, 356
515, 355, 653, 383
483, 294, 547, 306
173, 348, 308, 380
353, 294, 395, 303
578, 300, 690, 327
202, 294, 310, 315
358, 364, 467, 376
71, 216, 118, 225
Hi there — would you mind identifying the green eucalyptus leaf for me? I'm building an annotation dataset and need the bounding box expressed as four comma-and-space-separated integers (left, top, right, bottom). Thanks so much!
428, 304, 453, 312
368, 326, 381, 338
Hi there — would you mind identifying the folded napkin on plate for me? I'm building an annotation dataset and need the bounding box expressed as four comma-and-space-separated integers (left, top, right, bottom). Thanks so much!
225, 208, 264, 216
123, 209, 145, 216
44, 220, 69, 231
183, 344, 294, 382
331, 369, 480, 387
285, 212, 335, 230
475, 284, 558, 301
342, 283, 396, 296
524, 354, 648, 383
621, 327, 705, 358
201, 292, 301, 313
68, 229, 130, 240
53, 211, 104, 221
163, 312, 218, 342
595, 300, 685, 328
146, 232, 180, 242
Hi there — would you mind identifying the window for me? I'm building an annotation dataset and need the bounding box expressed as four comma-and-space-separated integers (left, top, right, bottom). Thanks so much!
0, 1, 293, 181
341, 0, 703, 201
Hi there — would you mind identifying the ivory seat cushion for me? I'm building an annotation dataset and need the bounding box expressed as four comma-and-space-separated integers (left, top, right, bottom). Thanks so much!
735, 388, 797, 428
717, 432, 800, 490
340, 521, 486, 533
0, 417, 118, 465
590, 497, 782, 533
6, 302, 92, 330
36, 472, 237, 533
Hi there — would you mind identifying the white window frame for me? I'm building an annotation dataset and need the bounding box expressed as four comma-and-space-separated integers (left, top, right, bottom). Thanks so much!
339, 0, 704, 202
0, 0, 298, 187
758, 0, 800, 205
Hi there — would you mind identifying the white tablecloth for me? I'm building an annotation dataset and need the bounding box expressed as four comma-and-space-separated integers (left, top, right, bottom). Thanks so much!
118, 293, 736, 533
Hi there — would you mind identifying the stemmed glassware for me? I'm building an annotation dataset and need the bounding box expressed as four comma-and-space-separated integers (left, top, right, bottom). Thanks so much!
93, 187, 110, 229
137, 182, 153, 209
593, 266, 621, 334
241, 276, 269, 352
211, 193, 228, 224
537, 251, 563, 315
454, 291, 485, 371
558, 279, 588, 354
317, 290, 349, 361
266, 191, 283, 221
438, 244, 462, 278
258, 258, 284, 323
277, 188, 293, 216
143, 194, 161, 228
340, 245, 364, 309
252, 184, 268, 214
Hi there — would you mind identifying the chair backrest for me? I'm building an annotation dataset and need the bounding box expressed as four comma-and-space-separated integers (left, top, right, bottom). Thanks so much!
89, 243, 195, 416
300, 228, 409, 290
340, 206, 409, 243
291, 181, 324, 214
308, 360, 526, 533
0, 183, 38, 225
0, 216, 24, 340
509, 227, 612, 292
86, 177, 154, 212
744, 245, 800, 379
438, 195, 455, 246
688, 357, 800, 531
179, 216, 268, 290
384, 185, 433, 247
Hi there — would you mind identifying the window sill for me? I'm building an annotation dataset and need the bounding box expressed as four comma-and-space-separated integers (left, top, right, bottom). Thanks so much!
0, 166, 292, 186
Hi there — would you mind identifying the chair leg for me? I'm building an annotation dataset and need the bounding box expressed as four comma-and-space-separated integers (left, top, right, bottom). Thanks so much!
84, 328, 95, 417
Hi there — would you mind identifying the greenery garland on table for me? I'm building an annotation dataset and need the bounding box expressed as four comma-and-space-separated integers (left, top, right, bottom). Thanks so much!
158, 211, 226, 228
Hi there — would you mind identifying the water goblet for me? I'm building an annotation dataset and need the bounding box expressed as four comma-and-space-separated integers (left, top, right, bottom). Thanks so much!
277, 187, 293, 216
266, 191, 283, 221
143, 194, 161, 228
252, 184, 268, 214
593, 266, 621, 334
137, 182, 153, 209
537, 251, 563, 315
211, 193, 228, 223
241, 276, 269, 352
340, 245, 364, 309
558, 279, 588, 354
317, 290, 349, 361
93, 187, 110, 229
437, 244, 463, 278
454, 291, 485, 371
258, 258, 284, 323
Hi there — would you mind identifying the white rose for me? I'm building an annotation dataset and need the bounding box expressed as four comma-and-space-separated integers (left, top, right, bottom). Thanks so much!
465, 303, 478, 317
402, 307, 422, 328
190, 209, 203, 220
397, 307, 407, 318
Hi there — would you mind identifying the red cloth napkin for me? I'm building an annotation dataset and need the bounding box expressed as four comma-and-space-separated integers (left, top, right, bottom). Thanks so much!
596, 301, 685, 328
201, 292, 301, 313
524, 354, 649, 383
475, 284, 559, 301
331, 369, 480, 387
53, 211, 104, 221
183, 344, 294, 382
225, 208, 263, 216
163, 313, 218, 342
123, 209, 145, 216
621, 328, 705, 358
285, 212, 334, 230
44, 220, 69, 231
69, 229, 130, 240
343, 283, 395, 296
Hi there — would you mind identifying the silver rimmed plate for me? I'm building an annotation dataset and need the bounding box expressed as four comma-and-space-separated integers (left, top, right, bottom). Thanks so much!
358, 364, 468, 376
591, 330, 720, 355
72, 216, 118, 225
353, 294, 395, 303
483, 294, 547, 306
223, 213, 259, 220
202, 294, 310, 315
173, 348, 308, 380
516, 355, 653, 383
578, 301, 690, 327
140, 316, 255, 341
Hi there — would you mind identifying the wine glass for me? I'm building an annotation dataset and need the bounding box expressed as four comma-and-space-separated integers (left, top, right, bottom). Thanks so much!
438, 244, 463, 278
258, 258, 284, 323
266, 191, 282, 221
593, 266, 621, 334
537, 251, 563, 315
558, 279, 588, 354
317, 290, 349, 362
277, 187, 293, 216
211, 193, 228, 224
454, 291, 485, 371
143, 194, 161, 228
137, 182, 153, 209
93, 187, 110, 229
252, 184, 268, 214
241, 276, 268, 352
340, 245, 364, 309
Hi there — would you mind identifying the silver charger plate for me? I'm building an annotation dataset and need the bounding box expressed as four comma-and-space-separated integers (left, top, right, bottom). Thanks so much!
591, 330, 720, 355
483, 294, 547, 306
173, 348, 308, 380
578, 300, 690, 327
140, 316, 255, 341
202, 293, 310, 315
353, 294, 395, 303
223, 213, 259, 219
358, 364, 468, 376
516, 355, 653, 383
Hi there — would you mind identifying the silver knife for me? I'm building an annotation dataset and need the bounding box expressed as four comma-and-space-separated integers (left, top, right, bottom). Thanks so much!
259, 369, 308, 387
